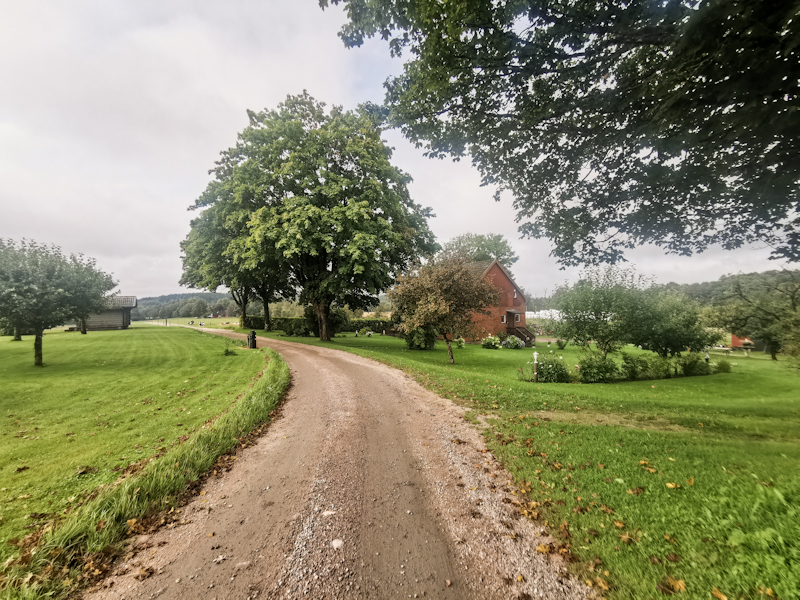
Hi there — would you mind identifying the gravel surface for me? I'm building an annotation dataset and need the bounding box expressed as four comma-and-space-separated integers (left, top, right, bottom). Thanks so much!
81, 334, 593, 600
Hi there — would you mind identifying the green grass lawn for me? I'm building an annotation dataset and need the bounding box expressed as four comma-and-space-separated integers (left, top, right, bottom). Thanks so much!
0, 325, 267, 564
251, 330, 800, 600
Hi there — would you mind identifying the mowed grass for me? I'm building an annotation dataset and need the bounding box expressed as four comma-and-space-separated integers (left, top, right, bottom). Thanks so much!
255, 330, 800, 600
0, 325, 267, 563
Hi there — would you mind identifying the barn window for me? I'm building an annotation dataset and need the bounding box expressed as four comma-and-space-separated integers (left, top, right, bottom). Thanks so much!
515, 314, 521, 322
514, 290, 517, 299
500, 315, 506, 323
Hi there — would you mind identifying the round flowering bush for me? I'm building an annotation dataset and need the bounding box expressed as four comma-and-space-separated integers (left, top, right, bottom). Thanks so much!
502, 335, 526, 349
517, 354, 571, 383
481, 335, 502, 349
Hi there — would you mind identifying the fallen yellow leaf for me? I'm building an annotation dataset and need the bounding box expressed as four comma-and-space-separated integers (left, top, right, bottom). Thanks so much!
712, 587, 728, 600
687, 477, 695, 486
668, 576, 686, 592
666, 482, 681, 489
536, 543, 551, 554
613, 520, 625, 528
517, 575, 524, 582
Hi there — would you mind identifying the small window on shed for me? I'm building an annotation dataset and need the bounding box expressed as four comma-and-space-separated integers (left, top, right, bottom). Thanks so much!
514, 290, 517, 299
515, 313, 521, 322
500, 315, 506, 324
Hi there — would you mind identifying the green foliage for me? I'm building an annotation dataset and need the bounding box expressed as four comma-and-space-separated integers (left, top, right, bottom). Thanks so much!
390, 254, 500, 363
706, 270, 800, 360
501, 335, 526, 349
620, 352, 649, 381
281, 319, 310, 337
303, 305, 351, 338
677, 352, 712, 377
454, 337, 465, 349
645, 354, 675, 380
555, 339, 568, 350
404, 325, 437, 350
556, 266, 649, 356
578, 353, 621, 383
713, 359, 732, 374
631, 291, 721, 357
0, 239, 117, 365
440, 233, 519, 273
235, 93, 437, 340
518, 354, 571, 383
481, 335, 501, 349
325, 0, 800, 264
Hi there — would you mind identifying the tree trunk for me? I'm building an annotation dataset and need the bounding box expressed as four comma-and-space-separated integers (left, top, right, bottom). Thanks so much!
34, 328, 44, 366
80, 319, 87, 334
444, 334, 454, 364
12, 327, 21, 341
264, 302, 271, 331
313, 301, 332, 341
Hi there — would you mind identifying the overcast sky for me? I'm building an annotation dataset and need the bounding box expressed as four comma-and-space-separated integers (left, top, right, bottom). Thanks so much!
0, 0, 784, 300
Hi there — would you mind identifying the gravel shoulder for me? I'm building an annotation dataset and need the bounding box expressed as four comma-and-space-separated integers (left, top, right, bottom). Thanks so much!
81, 333, 592, 600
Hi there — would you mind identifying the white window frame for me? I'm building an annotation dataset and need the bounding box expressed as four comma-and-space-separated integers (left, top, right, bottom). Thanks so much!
515, 313, 521, 323
500, 315, 506, 324
514, 290, 517, 299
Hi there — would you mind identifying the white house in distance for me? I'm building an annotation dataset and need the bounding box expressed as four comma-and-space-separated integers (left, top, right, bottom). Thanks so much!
83, 296, 137, 331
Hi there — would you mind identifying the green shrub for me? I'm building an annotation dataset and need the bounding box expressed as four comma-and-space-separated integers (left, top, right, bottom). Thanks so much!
303, 305, 351, 337
518, 354, 572, 383
281, 319, 309, 337
620, 352, 649, 380
713, 358, 732, 373
455, 337, 466, 349
404, 325, 437, 350
502, 335, 526, 349
497, 331, 510, 342
677, 352, 712, 376
645, 354, 674, 379
578, 353, 621, 383
481, 335, 502, 349
555, 339, 568, 350
359, 326, 373, 336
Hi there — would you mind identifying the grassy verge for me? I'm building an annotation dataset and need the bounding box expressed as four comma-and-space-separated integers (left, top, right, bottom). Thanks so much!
0, 327, 290, 598
250, 330, 799, 600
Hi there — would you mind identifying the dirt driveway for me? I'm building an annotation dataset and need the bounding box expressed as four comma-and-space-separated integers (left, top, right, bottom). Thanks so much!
82, 333, 590, 600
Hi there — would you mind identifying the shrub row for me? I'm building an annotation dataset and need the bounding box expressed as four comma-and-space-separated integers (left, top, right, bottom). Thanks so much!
518, 351, 732, 384
242, 314, 394, 337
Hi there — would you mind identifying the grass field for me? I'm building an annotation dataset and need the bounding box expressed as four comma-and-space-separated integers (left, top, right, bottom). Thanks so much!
248, 330, 800, 600
0, 325, 270, 565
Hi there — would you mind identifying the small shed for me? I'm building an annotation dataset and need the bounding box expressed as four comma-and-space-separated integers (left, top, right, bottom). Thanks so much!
84, 296, 138, 331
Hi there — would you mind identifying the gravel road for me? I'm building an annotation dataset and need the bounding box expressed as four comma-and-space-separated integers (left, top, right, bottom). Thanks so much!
82, 334, 591, 600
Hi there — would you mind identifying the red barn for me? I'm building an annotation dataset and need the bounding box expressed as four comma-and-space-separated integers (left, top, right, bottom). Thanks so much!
468, 260, 535, 345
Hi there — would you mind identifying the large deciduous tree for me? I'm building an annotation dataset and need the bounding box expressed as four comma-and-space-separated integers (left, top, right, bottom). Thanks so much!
390, 254, 500, 363
0, 239, 116, 366
322, 0, 800, 264
216, 93, 438, 341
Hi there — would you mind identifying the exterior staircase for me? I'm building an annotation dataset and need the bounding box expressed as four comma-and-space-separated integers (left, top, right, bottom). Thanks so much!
508, 326, 536, 347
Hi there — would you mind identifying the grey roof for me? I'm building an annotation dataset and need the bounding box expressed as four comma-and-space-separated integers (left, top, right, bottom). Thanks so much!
105, 296, 138, 309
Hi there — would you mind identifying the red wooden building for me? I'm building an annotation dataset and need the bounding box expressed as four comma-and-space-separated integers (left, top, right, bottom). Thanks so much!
468, 260, 535, 345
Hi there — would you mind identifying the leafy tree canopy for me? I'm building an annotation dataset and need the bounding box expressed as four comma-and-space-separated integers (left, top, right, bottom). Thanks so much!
322, 0, 800, 264
390, 253, 500, 362
441, 233, 519, 269
0, 239, 116, 366
187, 93, 438, 340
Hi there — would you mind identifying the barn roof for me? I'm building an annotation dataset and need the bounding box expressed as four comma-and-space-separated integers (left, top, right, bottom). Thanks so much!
105, 296, 138, 309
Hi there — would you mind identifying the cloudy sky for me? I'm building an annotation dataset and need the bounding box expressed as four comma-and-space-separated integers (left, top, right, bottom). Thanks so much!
0, 1, 783, 300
